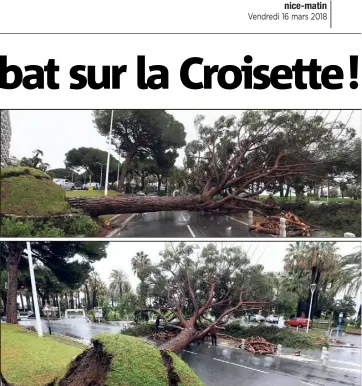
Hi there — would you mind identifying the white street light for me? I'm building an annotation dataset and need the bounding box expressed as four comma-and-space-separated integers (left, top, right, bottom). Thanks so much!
306, 283, 317, 333
104, 110, 114, 196
26, 242, 43, 337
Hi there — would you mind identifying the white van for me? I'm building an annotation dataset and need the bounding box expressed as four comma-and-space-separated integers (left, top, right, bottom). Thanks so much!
53, 178, 75, 190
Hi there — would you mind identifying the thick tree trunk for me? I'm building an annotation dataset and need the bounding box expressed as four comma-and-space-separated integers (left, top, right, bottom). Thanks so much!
67, 195, 205, 217
159, 325, 198, 353
117, 152, 133, 193
6, 258, 20, 324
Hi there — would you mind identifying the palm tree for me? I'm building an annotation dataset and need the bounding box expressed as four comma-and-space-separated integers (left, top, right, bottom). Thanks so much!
131, 252, 151, 307
334, 249, 361, 297
131, 252, 151, 282
284, 242, 342, 317
109, 269, 129, 299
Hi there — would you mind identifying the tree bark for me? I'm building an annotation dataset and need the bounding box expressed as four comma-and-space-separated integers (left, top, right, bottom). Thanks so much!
159, 325, 198, 353
117, 152, 133, 193
67, 195, 205, 217
7, 259, 20, 323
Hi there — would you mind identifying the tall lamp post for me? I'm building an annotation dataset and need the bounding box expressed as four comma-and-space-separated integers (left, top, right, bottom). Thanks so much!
306, 283, 317, 333
26, 242, 43, 337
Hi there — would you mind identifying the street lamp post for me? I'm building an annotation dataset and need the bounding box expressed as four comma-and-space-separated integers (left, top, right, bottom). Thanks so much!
26, 242, 43, 337
130, 179, 136, 196
104, 110, 114, 196
306, 283, 317, 333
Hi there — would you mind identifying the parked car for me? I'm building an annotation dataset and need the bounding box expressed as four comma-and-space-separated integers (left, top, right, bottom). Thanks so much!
74, 181, 83, 190
250, 314, 265, 322
284, 317, 312, 328
53, 178, 75, 190
136, 191, 146, 196
266, 315, 279, 323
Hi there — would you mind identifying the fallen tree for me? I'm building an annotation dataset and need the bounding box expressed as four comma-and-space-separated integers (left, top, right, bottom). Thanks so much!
135, 243, 271, 353
67, 111, 339, 216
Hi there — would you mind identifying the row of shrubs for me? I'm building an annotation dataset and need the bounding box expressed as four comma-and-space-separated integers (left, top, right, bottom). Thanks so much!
0, 216, 99, 237
279, 201, 361, 236
224, 323, 328, 349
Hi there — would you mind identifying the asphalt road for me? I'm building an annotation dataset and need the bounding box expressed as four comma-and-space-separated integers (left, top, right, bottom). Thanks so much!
18, 319, 361, 385
180, 342, 361, 386
113, 211, 270, 238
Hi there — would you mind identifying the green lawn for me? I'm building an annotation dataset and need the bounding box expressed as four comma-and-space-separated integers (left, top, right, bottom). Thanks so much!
66, 190, 119, 197
1, 324, 83, 385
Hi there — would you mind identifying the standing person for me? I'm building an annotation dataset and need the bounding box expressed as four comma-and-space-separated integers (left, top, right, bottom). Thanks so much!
265, 193, 277, 216
155, 315, 161, 332
209, 324, 224, 346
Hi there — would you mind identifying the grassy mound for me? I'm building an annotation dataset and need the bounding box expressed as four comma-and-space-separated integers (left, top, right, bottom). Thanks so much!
0, 324, 82, 386
59, 333, 203, 386
1, 166, 70, 216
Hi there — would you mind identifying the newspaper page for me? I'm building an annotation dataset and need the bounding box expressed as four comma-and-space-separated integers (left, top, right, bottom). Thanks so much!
0, 1, 361, 386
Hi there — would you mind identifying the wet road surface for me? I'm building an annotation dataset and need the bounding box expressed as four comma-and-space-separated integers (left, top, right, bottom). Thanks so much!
18, 319, 361, 385
180, 342, 361, 386
113, 211, 270, 238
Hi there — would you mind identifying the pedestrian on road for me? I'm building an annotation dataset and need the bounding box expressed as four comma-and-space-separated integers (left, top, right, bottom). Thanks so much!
155, 315, 161, 332
209, 324, 225, 346
265, 193, 277, 216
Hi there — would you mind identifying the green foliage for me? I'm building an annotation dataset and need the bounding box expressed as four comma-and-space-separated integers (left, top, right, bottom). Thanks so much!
122, 323, 156, 337
225, 323, 327, 349
62, 215, 98, 236
331, 295, 356, 323
1, 166, 51, 179
280, 202, 361, 236
0, 217, 65, 237
64, 147, 119, 182
0, 215, 98, 237
97, 295, 112, 320
93, 333, 203, 386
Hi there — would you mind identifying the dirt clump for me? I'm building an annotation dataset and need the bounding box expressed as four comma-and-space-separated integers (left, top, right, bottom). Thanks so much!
57, 340, 112, 386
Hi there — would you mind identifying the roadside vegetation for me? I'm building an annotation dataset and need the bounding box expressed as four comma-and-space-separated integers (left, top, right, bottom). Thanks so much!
1, 324, 82, 386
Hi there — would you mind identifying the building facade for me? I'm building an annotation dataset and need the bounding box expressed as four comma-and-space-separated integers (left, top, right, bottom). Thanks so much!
1, 110, 12, 168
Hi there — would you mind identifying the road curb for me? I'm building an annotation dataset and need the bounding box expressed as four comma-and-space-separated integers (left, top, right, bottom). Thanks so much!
106, 213, 137, 238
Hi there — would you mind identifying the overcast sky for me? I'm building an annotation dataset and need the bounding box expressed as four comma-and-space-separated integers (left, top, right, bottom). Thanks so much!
93, 241, 360, 299
8, 110, 360, 169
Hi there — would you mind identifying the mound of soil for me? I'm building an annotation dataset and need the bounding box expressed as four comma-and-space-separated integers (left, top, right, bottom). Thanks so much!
57, 341, 111, 386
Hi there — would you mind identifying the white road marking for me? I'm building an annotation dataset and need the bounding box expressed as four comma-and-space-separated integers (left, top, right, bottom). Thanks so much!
327, 365, 361, 374
187, 225, 196, 238
227, 215, 249, 226
213, 358, 269, 374
183, 350, 197, 355
329, 359, 361, 367
301, 382, 319, 386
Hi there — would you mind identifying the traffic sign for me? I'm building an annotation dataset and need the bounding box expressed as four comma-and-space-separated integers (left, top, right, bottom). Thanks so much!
95, 308, 103, 318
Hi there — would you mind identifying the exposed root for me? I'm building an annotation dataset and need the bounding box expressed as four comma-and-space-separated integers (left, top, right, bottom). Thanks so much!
160, 351, 181, 386
57, 340, 112, 386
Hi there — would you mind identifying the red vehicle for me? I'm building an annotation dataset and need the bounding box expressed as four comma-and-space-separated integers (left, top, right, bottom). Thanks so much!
284, 317, 312, 328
